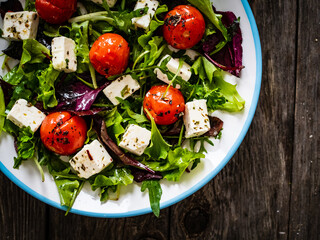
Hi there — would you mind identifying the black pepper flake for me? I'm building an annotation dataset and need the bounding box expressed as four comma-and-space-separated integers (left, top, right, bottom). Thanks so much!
158, 112, 163, 117
81, 164, 86, 171
169, 100, 172, 105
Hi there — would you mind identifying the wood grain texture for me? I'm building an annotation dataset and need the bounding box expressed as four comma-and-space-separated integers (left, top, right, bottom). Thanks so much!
170, 0, 297, 239
47, 207, 169, 240
1, 0, 319, 239
0, 172, 47, 240
288, 0, 320, 239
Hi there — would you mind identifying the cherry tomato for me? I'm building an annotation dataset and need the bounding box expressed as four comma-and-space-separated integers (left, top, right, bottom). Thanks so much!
143, 85, 185, 125
35, 0, 77, 24
163, 5, 205, 49
89, 33, 130, 78
40, 112, 87, 156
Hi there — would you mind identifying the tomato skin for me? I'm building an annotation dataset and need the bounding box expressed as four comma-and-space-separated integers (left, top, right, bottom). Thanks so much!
89, 33, 130, 78
163, 5, 205, 49
143, 85, 185, 125
35, 0, 77, 24
40, 112, 87, 156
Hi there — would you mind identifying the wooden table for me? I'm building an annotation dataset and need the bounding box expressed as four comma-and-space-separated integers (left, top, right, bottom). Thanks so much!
1, 1, 319, 239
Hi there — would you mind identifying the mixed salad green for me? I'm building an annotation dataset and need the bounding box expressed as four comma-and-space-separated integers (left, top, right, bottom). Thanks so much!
0, 0, 245, 216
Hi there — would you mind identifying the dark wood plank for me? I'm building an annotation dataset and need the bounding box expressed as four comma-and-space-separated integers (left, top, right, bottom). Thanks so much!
47, 207, 169, 240
288, 0, 320, 238
0, 171, 47, 240
170, 0, 298, 239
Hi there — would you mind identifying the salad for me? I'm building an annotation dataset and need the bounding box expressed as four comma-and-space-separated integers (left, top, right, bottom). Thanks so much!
0, 0, 245, 216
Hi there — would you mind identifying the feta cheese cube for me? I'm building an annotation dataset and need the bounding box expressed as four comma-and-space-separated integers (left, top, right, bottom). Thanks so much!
119, 124, 151, 156
51, 36, 77, 73
154, 55, 192, 88
132, 0, 159, 29
103, 75, 140, 105
90, 0, 118, 7
2, 11, 39, 40
7, 99, 46, 132
183, 99, 211, 138
167, 45, 200, 61
69, 140, 113, 179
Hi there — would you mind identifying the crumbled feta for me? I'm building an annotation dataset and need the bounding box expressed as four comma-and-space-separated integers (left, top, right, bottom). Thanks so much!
2, 11, 39, 40
90, 0, 118, 7
103, 75, 140, 105
167, 45, 200, 61
51, 36, 77, 73
69, 140, 113, 179
119, 124, 151, 156
154, 55, 192, 88
132, 0, 159, 29
6, 99, 46, 132
183, 99, 211, 138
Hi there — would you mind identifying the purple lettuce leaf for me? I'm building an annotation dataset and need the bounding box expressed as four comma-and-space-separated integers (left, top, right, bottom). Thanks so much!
204, 116, 224, 137
130, 168, 163, 183
55, 81, 110, 111
202, 9, 244, 77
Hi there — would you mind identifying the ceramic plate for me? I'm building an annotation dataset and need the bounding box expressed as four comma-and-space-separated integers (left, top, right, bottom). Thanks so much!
0, 0, 262, 217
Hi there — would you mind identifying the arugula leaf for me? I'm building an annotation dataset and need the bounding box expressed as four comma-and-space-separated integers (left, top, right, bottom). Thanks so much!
70, 21, 90, 73
187, 0, 229, 41
101, 107, 125, 143
138, 5, 168, 47
144, 112, 171, 160
37, 64, 61, 109
0, 86, 5, 134
141, 180, 162, 217
24, 0, 35, 11
13, 127, 37, 169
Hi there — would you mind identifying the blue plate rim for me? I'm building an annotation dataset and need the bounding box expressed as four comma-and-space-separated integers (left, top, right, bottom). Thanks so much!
0, 0, 262, 218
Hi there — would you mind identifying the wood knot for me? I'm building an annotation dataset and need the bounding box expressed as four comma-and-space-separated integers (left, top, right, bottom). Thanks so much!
184, 208, 210, 235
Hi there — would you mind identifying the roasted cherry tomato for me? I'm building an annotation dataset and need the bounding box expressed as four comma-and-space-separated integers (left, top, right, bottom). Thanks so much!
143, 85, 185, 125
40, 112, 87, 156
163, 5, 205, 49
89, 33, 130, 78
35, 0, 77, 24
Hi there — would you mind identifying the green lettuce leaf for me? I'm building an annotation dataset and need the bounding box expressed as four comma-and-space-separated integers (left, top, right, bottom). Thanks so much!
214, 71, 245, 112
91, 168, 134, 201
187, 0, 229, 41
13, 127, 37, 169
0, 86, 5, 134
141, 180, 162, 217
37, 64, 61, 109
144, 113, 171, 160
70, 21, 90, 73
20, 39, 50, 67
2, 65, 24, 85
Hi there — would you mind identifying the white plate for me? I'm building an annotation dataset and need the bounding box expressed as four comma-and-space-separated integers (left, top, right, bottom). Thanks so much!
0, 0, 262, 217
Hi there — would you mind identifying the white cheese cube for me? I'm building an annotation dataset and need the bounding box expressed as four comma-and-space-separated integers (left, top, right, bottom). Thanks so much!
2, 11, 39, 40
167, 45, 200, 61
103, 75, 140, 105
69, 140, 113, 179
183, 100, 211, 138
154, 55, 192, 88
132, 0, 159, 29
7, 99, 46, 132
51, 37, 77, 73
90, 0, 118, 7
119, 124, 151, 156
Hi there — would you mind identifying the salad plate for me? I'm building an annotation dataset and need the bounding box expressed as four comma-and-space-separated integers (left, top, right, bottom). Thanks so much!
0, 0, 261, 217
